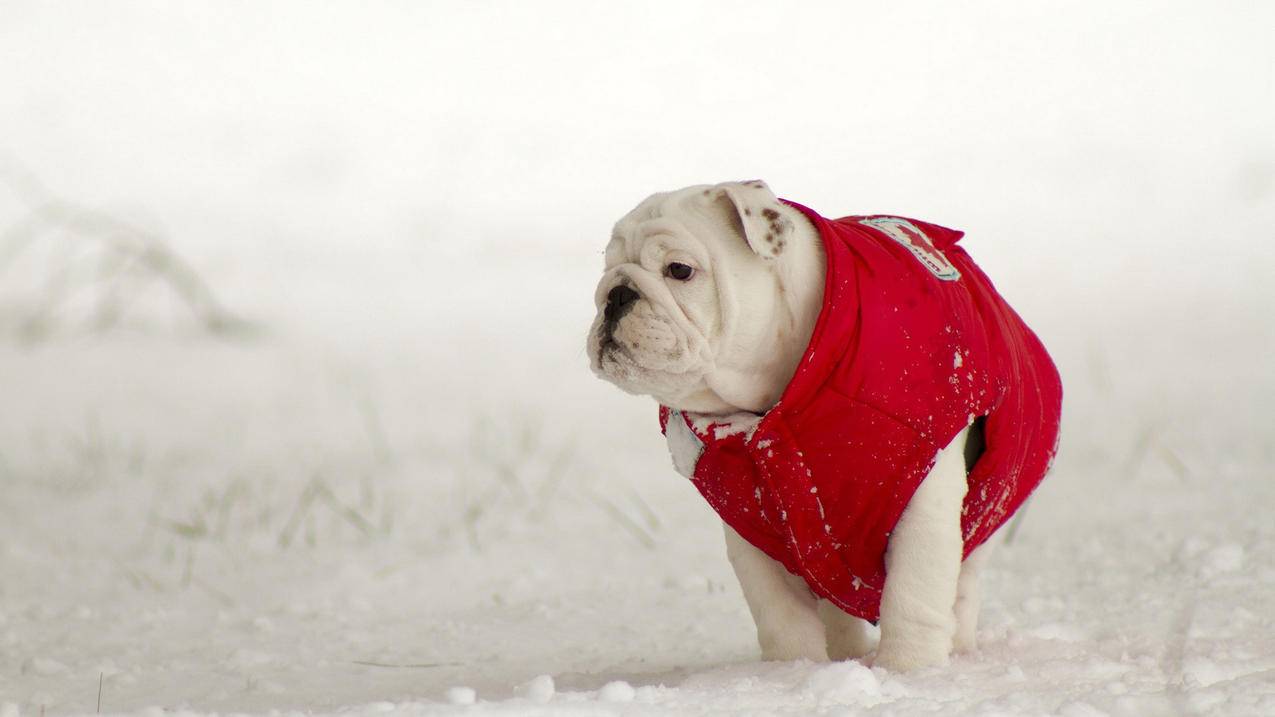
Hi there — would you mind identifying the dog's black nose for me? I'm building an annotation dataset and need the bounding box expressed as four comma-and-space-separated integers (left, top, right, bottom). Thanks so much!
604, 285, 640, 323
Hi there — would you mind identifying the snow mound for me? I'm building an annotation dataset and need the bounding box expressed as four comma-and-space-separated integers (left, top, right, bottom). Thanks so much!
802, 661, 891, 706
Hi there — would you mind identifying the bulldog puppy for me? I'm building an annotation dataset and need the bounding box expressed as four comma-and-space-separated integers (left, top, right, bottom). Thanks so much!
586, 180, 1059, 671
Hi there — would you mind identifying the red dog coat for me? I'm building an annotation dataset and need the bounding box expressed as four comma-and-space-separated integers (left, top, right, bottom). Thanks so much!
660, 201, 1062, 622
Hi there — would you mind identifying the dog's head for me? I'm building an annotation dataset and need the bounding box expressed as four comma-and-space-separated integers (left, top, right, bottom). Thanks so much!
586, 180, 824, 414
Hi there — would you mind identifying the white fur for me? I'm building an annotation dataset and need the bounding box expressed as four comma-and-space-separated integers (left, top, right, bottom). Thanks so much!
724, 524, 827, 662
818, 596, 877, 662
954, 538, 994, 653
874, 427, 969, 671
588, 180, 996, 672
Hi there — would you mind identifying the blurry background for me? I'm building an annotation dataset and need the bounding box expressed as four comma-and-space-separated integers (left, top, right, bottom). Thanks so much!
1, 2, 1272, 714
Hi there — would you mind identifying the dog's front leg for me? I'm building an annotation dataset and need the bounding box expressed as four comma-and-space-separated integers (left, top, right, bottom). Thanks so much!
724, 523, 828, 662
874, 428, 969, 671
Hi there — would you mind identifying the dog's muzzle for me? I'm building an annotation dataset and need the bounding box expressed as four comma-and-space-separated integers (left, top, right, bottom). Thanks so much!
601, 284, 640, 341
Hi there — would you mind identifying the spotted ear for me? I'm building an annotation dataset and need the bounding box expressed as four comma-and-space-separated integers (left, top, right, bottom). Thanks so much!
713, 180, 793, 259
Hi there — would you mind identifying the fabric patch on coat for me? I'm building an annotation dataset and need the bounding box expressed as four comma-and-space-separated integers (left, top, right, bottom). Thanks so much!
664, 410, 703, 479
858, 216, 961, 281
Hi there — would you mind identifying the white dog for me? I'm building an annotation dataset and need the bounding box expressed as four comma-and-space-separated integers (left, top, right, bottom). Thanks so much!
586, 180, 1061, 671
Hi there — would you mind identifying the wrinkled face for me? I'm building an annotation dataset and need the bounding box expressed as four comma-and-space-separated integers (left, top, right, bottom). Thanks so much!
586, 183, 790, 410
587, 202, 717, 404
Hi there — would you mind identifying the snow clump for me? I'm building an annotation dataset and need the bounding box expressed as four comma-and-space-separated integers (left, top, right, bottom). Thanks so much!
598, 680, 636, 702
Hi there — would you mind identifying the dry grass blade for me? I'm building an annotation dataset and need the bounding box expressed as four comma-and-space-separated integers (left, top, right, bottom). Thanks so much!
628, 490, 662, 532
352, 660, 464, 669
1004, 498, 1032, 546
278, 480, 323, 548
1157, 445, 1192, 482
588, 493, 657, 550
0, 155, 255, 340
278, 476, 379, 548
192, 576, 236, 607
313, 480, 376, 538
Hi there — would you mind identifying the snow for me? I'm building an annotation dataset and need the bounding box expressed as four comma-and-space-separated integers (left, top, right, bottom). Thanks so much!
689, 412, 763, 442
1, 1, 1274, 716
597, 680, 636, 703
444, 687, 476, 706
513, 675, 555, 703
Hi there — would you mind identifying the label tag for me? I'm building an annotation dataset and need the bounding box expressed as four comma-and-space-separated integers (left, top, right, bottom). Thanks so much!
859, 217, 961, 281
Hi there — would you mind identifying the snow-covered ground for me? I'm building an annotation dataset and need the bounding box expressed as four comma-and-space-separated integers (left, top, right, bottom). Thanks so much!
1, 2, 1273, 715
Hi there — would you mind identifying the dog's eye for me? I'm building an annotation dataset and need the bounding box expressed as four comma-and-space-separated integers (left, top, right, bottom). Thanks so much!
666, 262, 695, 281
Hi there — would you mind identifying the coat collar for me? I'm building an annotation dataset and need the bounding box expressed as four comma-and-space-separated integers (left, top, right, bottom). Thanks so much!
766, 200, 865, 420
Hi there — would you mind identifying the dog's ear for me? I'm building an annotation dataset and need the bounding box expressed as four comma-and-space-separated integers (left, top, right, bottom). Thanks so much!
711, 180, 793, 259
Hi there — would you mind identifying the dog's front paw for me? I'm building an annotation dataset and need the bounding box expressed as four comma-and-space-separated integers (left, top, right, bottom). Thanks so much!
872, 638, 950, 672
758, 624, 829, 662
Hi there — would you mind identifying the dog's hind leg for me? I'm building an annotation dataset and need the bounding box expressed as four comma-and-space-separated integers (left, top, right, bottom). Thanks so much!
724, 523, 828, 662
954, 537, 995, 652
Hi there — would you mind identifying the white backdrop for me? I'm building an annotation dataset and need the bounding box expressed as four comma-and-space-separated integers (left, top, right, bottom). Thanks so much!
1, 2, 1273, 715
